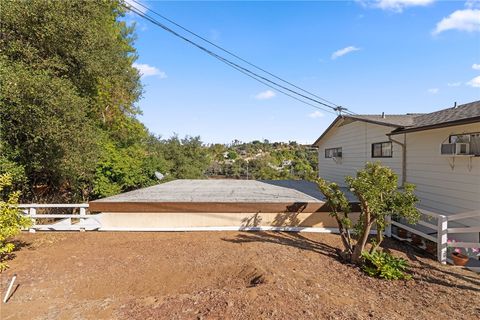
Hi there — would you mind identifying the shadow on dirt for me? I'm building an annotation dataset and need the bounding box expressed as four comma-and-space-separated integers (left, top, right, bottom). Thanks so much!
382, 238, 480, 292
1, 240, 32, 267
222, 231, 339, 260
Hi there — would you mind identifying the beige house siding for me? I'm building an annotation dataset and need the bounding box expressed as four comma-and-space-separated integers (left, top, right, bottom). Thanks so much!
405, 123, 480, 218
316, 119, 403, 186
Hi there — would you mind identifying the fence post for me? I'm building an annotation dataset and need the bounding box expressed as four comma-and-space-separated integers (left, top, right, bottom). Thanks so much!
79, 207, 86, 232
29, 207, 36, 233
385, 215, 392, 237
437, 215, 448, 264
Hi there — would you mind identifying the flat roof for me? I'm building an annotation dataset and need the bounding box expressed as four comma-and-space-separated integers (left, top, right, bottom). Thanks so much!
93, 179, 330, 203
89, 180, 358, 213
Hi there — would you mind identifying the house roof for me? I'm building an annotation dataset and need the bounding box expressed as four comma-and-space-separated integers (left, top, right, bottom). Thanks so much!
348, 114, 419, 127
312, 114, 419, 146
390, 100, 480, 134
312, 100, 480, 145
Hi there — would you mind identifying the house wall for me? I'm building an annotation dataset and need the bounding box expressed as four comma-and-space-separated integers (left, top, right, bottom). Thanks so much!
404, 123, 480, 217
316, 119, 403, 186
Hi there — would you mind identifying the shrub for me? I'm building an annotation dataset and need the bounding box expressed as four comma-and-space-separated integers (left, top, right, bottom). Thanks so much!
0, 173, 31, 271
361, 251, 411, 280
317, 162, 420, 264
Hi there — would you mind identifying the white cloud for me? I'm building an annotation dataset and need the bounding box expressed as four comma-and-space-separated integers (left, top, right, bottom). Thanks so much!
433, 9, 480, 35
447, 82, 461, 87
133, 63, 167, 78
466, 75, 480, 87
473, 63, 480, 70
465, 0, 480, 9
308, 111, 324, 119
356, 0, 434, 12
254, 90, 276, 100
427, 88, 439, 94
331, 46, 361, 60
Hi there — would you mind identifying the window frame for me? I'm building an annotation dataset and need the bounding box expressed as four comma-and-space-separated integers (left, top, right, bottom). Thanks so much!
371, 141, 393, 158
325, 147, 342, 158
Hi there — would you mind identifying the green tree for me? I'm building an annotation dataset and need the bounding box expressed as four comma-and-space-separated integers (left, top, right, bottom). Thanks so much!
317, 162, 419, 264
0, 0, 145, 201
0, 174, 31, 271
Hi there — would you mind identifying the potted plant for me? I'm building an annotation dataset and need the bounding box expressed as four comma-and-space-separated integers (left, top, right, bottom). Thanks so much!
425, 240, 436, 255
396, 227, 408, 239
411, 233, 423, 246
451, 251, 469, 266
447, 240, 478, 266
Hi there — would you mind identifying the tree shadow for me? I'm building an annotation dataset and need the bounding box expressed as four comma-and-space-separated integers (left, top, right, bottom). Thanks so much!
1, 240, 32, 266
382, 238, 480, 292
222, 231, 339, 260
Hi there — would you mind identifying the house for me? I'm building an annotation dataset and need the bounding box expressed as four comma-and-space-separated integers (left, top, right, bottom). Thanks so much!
312, 100, 480, 242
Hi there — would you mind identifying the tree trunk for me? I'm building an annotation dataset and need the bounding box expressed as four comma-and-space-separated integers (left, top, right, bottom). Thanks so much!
369, 227, 384, 253
351, 221, 374, 264
350, 197, 373, 264
334, 215, 353, 254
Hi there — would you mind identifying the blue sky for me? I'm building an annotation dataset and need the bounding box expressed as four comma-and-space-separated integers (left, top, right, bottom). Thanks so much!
126, 0, 480, 144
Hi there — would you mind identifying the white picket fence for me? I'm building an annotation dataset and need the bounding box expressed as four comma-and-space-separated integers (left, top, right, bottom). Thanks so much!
19, 204, 100, 232
389, 208, 480, 264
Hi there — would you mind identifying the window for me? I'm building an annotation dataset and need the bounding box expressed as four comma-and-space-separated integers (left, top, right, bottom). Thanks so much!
325, 147, 342, 158
371, 142, 392, 158
449, 132, 480, 155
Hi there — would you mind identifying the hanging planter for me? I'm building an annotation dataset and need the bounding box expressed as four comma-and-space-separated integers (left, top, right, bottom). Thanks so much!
451, 252, 469, 266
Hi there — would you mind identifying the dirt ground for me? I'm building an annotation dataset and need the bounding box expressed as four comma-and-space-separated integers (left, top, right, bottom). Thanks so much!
0, 232, 479, 320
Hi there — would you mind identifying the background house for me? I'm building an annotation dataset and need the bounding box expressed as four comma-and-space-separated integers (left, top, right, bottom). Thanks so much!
313, 101, 480, 242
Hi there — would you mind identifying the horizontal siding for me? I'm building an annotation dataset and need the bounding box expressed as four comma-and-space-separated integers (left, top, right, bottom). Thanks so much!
406, 123, 480, 216
317, 120, 402, 186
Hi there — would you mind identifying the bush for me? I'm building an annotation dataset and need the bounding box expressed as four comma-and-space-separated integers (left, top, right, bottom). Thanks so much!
361, 251, 411, 280
0, 173, 31, 271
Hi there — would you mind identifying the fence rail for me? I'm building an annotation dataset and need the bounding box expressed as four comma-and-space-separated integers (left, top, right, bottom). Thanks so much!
19, 204, 100, 232
389, 208, 480, 265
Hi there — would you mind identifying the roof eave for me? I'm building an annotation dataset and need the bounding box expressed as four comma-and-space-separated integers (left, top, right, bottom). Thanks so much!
388, 116, 480, 135
312, 115, 406, 146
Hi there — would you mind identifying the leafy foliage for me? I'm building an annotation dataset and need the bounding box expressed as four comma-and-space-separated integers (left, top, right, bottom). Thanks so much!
0, 174, 31, 271
206, 140, 317, 180
361, 251, 411, 280
317, 162, 420, 265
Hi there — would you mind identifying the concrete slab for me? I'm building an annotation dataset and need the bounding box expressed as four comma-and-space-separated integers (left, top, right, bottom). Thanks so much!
91, 179, 357, 203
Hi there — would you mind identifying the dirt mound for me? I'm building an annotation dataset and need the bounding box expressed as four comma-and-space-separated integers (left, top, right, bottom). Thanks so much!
237, 264, 270, 287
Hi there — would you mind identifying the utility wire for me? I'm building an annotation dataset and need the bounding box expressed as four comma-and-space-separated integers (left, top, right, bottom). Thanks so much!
129, 0, 343, 109
124, 3, 353, 116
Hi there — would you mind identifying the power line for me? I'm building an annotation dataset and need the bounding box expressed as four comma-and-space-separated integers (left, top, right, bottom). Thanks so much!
129, 0, 342, 109
124, 3, 354, 116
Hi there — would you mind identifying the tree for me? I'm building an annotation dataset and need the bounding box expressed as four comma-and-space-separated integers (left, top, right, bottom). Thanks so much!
0, 174, 31, 271
0, 0, 146, 201
317, 162, 419, 264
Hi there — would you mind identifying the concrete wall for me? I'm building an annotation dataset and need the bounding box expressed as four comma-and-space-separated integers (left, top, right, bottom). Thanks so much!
316, 119, 403, 186
97, 211, 361, 230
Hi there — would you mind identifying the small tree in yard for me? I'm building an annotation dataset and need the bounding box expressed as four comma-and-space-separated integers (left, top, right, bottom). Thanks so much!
0, 173, 31, 271
317, 162, 420, 265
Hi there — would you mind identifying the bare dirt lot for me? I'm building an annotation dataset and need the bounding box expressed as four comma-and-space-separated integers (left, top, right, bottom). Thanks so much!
1, 232, 479, 320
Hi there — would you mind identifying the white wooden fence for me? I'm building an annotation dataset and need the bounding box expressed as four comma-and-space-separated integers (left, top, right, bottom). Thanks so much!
19, 204, 100, 232
18, 203, 479, 266
389, 208, 480, 264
